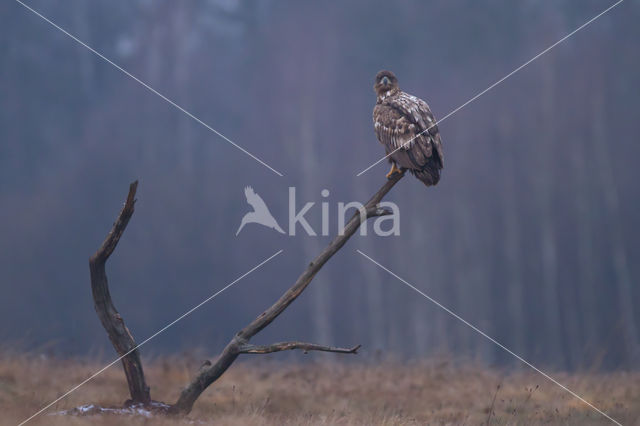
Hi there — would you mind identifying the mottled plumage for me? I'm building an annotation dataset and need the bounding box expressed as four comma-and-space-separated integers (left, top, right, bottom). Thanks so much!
373, 70, 443, 186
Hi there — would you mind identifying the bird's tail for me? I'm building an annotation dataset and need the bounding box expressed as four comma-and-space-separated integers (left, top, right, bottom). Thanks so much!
412, 164, 440, 187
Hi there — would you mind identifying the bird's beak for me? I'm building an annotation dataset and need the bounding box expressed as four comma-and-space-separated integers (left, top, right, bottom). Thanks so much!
382, 76, 390, 85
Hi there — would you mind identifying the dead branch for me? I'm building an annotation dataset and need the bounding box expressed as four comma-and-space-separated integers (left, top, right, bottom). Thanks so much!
89, 181, 150, 405
171, 172, 404, 414
238, 342, 361, 355
85, 172, 403, 415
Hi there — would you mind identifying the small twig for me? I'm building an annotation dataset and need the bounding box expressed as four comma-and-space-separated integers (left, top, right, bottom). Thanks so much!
238, 342, 361, 355
486, 382, 501, 425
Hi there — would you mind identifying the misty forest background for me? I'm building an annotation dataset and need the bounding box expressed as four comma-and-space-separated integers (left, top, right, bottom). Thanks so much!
1, 0, 639, 372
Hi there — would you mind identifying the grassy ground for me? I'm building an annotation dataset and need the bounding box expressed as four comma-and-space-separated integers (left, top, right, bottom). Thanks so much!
1, 353, 638, 425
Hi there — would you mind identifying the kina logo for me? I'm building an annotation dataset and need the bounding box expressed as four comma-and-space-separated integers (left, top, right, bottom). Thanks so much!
236, 186, 286, 236
236, 186, 400, 237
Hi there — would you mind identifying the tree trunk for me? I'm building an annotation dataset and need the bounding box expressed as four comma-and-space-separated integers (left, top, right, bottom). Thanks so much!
590, 81, 639, 365
497, 118, 526, 360
537, 49, 563, 366
89, 181, 150, 405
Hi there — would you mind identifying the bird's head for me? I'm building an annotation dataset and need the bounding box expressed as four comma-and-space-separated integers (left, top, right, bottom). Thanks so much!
374, 70, 399, 97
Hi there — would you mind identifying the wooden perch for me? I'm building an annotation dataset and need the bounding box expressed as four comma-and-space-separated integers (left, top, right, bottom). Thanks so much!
171, 172, 404, 414
89, 181, 150, 405
84, 172, 403, 415
238, 342, 361, 354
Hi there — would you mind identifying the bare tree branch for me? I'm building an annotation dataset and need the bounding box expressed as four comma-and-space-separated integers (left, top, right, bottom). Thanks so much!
89, 180, 150, 405
365, 205, 394, 218
83, 173, 402, 415
238, 342, 361, 355
171, 172, 404, 414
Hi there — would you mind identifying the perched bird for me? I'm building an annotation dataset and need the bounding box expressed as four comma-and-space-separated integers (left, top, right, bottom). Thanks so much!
373, 70, 444, 186
236, 186, 285, 236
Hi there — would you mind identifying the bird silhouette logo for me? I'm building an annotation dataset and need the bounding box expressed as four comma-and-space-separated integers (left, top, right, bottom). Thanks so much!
236, 186, 285, 236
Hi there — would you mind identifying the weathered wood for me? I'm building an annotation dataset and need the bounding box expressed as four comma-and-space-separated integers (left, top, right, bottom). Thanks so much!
171, 172, 404, 414
89, 181, 150, 405
238, 342, 361, 354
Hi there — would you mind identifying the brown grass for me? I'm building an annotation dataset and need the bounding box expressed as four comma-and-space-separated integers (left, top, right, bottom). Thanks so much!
1, 353, 638, 425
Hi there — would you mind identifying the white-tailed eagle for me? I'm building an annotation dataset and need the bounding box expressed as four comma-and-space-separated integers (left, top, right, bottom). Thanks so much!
373, 70, 444, 186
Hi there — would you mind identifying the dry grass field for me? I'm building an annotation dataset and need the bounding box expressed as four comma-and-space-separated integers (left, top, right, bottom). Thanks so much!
1, 353, 638, 425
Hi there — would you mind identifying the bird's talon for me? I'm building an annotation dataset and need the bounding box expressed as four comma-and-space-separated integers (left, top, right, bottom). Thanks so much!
386, 163, 401, 179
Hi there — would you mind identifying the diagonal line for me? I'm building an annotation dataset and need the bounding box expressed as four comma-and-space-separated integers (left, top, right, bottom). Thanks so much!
18, 249, 284, 426
356, 0, 624, 177
14, 0, 284, 177
356, 249, 622, 426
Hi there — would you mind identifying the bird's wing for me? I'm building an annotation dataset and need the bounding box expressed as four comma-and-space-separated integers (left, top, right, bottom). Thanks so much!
377, 92, 443, 169
244, 186, 270, 212
374, 103, 416, 154
396, 92, 443, 168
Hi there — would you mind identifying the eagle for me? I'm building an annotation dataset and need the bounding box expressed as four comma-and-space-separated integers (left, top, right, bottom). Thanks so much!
373, 70, 444, 186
